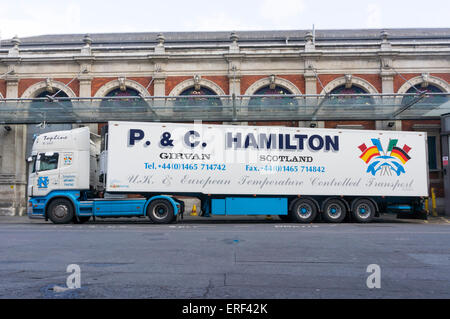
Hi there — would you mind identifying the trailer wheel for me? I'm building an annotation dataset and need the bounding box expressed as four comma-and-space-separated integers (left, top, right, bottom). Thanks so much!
352, 198, 375, 223
322, 199, 347, 223
147, 199, 174, 224
291, 199, 317, 223
47, 198, 74, 224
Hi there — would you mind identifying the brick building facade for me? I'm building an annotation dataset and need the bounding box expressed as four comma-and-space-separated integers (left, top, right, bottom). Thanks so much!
0, 29, 449, 215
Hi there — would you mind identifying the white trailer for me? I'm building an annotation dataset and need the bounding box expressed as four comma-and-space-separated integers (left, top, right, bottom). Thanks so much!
27, 121, 429, 224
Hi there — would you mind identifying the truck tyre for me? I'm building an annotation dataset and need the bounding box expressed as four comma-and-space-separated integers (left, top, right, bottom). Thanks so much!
352, 198, 375, 223
147, 199, 175, 224
322, 199, 347, 223
47, 198, 74, 224
74, 216, 91, 224
291, 199, 317, 223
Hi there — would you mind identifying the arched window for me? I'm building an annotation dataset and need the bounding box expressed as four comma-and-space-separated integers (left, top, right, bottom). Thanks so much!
31, 90, 72, 110
35, 90, 69, 98
27, 90, 72, 157
106, 87, 140, 98
100, 87, 143, 108
249, 85, 295, 106
401, 84, 445, 105
327, 85, 373, 105
180, 87, 216, 96
253, 86, 292, 95
405, 84, 442, 94
175, 86, 221, 107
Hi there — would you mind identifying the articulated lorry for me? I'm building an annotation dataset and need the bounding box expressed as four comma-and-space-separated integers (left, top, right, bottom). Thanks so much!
27, 121, 429, 224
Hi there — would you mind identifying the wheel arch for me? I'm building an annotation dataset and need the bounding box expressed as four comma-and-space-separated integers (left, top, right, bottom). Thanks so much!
43, 192, 80, 219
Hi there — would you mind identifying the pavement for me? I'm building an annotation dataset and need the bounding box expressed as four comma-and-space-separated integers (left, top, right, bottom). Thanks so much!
0, 214, 449, 299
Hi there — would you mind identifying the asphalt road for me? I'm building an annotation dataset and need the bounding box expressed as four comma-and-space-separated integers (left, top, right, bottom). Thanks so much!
0, 215, 449, 299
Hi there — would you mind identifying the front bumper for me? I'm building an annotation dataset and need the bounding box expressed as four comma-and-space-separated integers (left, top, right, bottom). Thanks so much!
27, 199, 46, 219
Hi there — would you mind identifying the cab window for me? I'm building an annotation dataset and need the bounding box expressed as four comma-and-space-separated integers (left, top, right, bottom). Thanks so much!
30, 155, 37, 173
38, 153, 59, 172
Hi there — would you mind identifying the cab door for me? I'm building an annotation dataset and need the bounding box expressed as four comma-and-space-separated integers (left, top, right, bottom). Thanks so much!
33, 152, 61, 197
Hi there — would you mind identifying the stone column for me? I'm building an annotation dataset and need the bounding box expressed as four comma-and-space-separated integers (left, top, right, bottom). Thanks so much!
378, 72, 400, 131
152, 75, 167, 118
228, 76, 241, 96
0, 76, 27, 215
152, 33, 168, 98
226, 33, 243, 119
74, 35, 96, 132
377, 30, 401, 131
381, 73, 394, 94
77, 75, 98, 133
227, 76, 243, 121
79, 75, 92, 97
150, 37, 169, 110
153, 76, 166, 97
225, 49, 243, 119
303, 60, 324, 128
304, 74, 317, 95
226, 59, 242, 95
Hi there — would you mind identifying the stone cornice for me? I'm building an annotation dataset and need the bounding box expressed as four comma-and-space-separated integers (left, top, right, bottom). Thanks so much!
223, 53, 246, 60
300, 51, 323, 58
148, 54, 169, 61
1, 47, 448, 64
0, 57, 21, 65
4, 75, 19, 83
152, 73, 167, 80
73, 55, 95, 63
380, 71, 395, 79
2, 75, 20, 86
78, 75, 93, 82
227, 74, 242, 80
303, 73, 317, 79
377, 51, 400, 57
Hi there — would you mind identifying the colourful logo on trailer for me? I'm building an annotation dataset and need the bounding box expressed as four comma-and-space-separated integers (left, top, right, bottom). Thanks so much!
358, 139, 411, 176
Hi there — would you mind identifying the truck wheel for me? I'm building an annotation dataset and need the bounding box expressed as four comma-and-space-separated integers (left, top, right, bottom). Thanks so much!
291, 199, 317, 223
147, 199, 174, 224
352, 198, 375, 223
322, 199, 347, 223
47, 199, 74, 224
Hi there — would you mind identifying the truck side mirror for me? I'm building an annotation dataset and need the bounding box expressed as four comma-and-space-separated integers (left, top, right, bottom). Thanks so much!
27, 157, 33, 163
